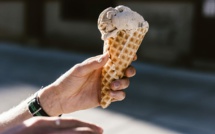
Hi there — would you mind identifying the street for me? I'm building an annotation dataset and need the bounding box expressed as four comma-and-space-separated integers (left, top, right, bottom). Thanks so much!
1, 43, 215, 134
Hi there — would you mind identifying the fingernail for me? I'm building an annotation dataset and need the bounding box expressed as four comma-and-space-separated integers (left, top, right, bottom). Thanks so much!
98, 52, 108, 63
129, 68, 134, 74
98, 54, 105, 63
99, 128, 104, 133
98, 57, 102, 63
114, 82, 120, 88
104, 52, 110, 58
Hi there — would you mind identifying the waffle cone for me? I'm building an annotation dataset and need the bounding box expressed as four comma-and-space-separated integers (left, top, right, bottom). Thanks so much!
100, 27, 148, 108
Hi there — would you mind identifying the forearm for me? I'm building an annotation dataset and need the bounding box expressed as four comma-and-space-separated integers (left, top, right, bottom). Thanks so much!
0, 95, 33, 132
0, 85, 60, 132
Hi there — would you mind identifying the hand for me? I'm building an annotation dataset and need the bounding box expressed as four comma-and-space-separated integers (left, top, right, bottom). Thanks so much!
1, 117, 103, 134
38, 53, 136, 116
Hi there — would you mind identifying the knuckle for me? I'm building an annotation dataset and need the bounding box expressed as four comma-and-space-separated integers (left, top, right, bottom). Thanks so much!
73, 63, 85, 75
120, 91, 126, 100
123, 79, 130, 88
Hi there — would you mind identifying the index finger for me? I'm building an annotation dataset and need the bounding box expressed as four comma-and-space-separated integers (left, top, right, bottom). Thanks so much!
51, 118, 103, 134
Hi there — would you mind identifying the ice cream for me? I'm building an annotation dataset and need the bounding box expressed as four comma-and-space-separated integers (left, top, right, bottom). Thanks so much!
98, 5, 149, 108
98, 5, 149, 40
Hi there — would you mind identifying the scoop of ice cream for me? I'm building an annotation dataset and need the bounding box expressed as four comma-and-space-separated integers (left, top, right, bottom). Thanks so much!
98, 5, 149, 40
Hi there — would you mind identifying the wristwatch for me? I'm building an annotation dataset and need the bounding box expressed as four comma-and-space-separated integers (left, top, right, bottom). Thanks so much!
28, 93, 49, 116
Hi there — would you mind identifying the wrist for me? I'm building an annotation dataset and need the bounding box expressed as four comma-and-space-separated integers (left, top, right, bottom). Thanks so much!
37, 85, 63, 116
28, 94, 49, 116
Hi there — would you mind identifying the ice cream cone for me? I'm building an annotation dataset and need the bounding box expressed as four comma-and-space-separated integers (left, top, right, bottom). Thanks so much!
100, 27, 148, 108
98, 5, 149, 108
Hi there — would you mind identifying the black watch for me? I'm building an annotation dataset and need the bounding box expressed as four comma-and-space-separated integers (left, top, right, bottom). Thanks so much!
28, 93, 50, 116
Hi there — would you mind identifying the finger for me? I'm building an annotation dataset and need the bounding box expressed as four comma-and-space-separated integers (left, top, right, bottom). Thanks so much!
75, 52, 109, 76
52, 128, 96, 134
133, 54, 137, 61
124, 66, 136, 78
83, 52, 109, 67
72, 127, 98, 134
50, 118, 103, 133
110, 91, 126, 101
72, 120, 103, 134
110, 79, 130, 91
23, 117, 103, 134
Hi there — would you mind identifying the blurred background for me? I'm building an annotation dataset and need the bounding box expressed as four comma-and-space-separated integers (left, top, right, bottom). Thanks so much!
0, 0, 215, 134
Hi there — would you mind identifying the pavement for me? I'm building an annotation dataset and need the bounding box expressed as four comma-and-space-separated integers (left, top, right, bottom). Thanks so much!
1, 43, 215, 134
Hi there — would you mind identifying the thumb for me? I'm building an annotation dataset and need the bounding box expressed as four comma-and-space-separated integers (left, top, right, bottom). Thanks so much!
77, 52, 109, 75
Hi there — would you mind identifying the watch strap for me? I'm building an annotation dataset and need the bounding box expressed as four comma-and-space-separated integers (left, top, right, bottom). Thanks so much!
28, 94, 49, 116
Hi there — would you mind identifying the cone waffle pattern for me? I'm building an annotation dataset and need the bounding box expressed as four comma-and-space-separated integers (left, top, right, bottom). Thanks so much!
100, 27, 148, 108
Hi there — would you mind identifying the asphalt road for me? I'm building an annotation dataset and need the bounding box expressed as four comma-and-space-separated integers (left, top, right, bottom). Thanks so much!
1, 43, 215, 134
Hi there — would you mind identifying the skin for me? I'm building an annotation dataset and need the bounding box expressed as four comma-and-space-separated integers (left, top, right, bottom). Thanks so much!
0, 53, 137, 133
38, 52, 136, 116
1, 117, 103, 134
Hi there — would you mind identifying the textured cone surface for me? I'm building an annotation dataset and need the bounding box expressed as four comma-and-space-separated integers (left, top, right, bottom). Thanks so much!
100, 27, 148, 108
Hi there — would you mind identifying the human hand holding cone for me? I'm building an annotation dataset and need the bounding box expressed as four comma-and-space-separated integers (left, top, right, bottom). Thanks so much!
98, 5, 149, 108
